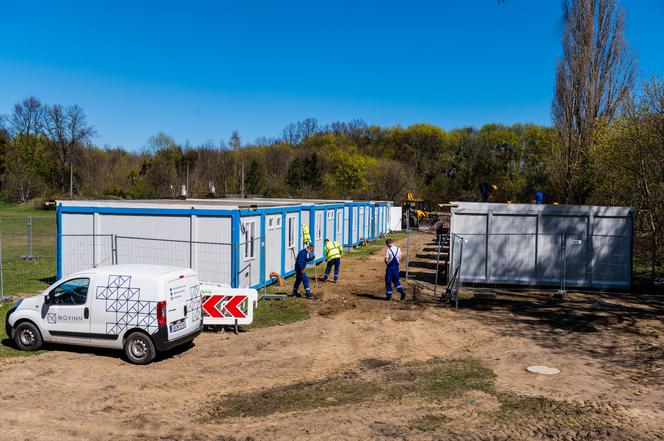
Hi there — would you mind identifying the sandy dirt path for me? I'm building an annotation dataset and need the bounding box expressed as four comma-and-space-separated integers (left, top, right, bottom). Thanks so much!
1, 232, 662, 440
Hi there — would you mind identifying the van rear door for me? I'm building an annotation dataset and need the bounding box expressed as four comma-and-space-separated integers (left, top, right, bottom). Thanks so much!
165, 273, 201, 340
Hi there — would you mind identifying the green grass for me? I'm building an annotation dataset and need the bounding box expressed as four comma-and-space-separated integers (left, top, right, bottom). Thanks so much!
250, 297, 310, 329
0, 201, 55, 235
0, 202, 57, 296
201, 358, 496, 419
0, 301, 43, 358
200, 356, 610, 436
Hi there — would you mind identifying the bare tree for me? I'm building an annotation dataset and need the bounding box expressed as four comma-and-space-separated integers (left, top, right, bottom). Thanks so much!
9, 97, 44, 137
42, 104, 96, 195
282, 118, 319, 145
297, 117, 319, 142
282, 122, 300, 145
551, 0, 636, 203
4, 97, 47, 201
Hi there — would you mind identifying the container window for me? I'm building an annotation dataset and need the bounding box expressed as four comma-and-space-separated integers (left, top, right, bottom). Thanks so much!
243, 221, 256, 259
287, 217, 296, 248
316, 213, 323, 240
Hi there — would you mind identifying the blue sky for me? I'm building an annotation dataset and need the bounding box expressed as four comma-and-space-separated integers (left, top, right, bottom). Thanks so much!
1, 0, 662, 150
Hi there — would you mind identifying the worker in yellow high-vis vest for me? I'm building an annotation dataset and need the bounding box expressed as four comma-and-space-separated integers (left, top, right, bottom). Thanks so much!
322, 238, 343, 283
302, 223, 311, 246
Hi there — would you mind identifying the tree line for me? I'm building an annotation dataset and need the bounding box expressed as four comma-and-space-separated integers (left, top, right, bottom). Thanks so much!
0, 0, 661, 270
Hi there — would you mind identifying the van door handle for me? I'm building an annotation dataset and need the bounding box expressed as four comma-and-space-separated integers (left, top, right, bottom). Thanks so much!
184, 305, 188, 316
84, 307, 89, 319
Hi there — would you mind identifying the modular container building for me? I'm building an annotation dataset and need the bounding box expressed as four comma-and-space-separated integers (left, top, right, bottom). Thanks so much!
57, 198, 393, 289
449, 202, 633, 289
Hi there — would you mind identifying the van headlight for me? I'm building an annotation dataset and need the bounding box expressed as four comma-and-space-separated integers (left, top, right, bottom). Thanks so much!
13, 299, 23, 309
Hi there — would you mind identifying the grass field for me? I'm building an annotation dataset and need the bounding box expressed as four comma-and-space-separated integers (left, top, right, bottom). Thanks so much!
0, 202, 57, 297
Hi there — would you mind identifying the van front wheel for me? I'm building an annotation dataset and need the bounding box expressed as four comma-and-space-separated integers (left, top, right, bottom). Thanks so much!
14, 322, 43, 351
124, 332, 156, 365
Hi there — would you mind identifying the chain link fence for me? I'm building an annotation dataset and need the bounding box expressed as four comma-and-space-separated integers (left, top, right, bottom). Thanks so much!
113, 235, 236, 286
1, 231, 260, 300
446, 232, 633, 300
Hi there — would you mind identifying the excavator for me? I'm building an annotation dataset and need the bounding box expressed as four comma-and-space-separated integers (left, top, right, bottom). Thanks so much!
402, 193, 428, 229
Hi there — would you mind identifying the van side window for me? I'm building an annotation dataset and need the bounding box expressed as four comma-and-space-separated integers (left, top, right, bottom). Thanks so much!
50, 278, 90, 305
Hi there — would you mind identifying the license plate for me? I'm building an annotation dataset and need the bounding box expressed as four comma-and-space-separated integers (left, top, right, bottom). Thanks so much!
169, 319, 186, 333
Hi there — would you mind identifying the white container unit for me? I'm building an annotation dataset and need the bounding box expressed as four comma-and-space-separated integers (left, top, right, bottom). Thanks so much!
57, 198, 391, 290
449, 202, 633, 289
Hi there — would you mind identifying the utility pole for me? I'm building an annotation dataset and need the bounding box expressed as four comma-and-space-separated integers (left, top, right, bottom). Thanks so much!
69, 161, 73, 198
405, 204, 411, 280
240, 162, 245, 198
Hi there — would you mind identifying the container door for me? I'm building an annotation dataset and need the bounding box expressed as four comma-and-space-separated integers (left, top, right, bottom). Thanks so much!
265, 215, 282, 278
314, 211, 324, 260
285, 213, 298, 272
564, 234, 588, 286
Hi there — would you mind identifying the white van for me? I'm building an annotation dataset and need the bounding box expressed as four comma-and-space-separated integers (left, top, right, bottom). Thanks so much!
5, 264, 203, 364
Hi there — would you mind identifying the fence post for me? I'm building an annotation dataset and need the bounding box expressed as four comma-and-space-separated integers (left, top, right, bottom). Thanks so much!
433, 239, 442, 297
27, 216, 33, 259
189, 231, 193, 269
112, 234, 118, 265
558, 233, 567, 298
456, 238, 463, 308
652, 235, 657, 285
0, 234, 4, 301
405, 207, 411, 280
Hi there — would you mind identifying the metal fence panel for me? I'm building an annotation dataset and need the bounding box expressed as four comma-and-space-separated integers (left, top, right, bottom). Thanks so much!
116, 236, 234, 286
450, 232, 632, 290
61, 234, 114, 276
591, 235, 631, 286
488, 233, 537, 283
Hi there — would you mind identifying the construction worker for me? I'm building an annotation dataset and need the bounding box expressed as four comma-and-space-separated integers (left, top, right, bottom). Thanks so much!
293, 244, 315, 298
302, 223, 311, 245
322, 238, 343, 283
479, 182, 497, 202
384, 238, 405, 300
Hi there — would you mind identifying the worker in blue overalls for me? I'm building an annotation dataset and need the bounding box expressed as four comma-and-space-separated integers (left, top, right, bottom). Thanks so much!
384, 238, 405, 301
293, 244, 315, 299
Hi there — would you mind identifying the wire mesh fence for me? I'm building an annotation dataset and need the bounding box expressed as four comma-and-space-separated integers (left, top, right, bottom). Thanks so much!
633, 234, 662, 284
61, 234, 114, 274
446, 232, 633, 298
114, 235, 235, 286
1, 233, 57, 299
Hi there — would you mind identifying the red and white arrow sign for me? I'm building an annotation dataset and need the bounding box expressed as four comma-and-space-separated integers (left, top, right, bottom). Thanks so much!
202, 295, 247, 319
199, 283, 257, 326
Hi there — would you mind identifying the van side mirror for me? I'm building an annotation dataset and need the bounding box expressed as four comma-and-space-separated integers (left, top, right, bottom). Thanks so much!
44, 294, 50, 305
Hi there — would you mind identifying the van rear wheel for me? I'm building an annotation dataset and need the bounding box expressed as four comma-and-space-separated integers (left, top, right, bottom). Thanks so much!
14, 322, 43, 351
124, 332, 156, 365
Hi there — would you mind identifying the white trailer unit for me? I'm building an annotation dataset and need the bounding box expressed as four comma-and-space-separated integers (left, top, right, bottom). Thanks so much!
449, 202, 634, 289
57, 198, 389, 290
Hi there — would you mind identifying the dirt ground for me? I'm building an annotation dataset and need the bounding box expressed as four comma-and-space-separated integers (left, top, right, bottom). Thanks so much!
1, 232, 663, 441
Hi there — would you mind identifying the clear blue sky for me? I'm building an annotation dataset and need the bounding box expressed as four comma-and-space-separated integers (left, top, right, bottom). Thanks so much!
1, 0, 662, 150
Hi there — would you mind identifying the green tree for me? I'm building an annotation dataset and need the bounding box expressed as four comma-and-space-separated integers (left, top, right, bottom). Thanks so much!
246, 158, 266, 195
